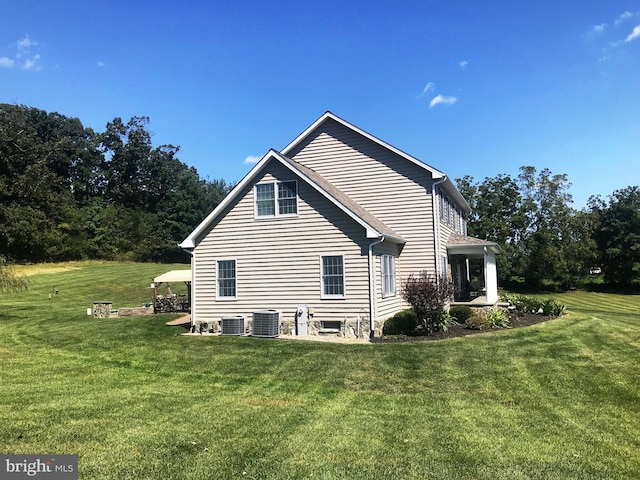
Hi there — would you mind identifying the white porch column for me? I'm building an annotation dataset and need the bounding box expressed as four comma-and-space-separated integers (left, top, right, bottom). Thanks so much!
484, 248, 499, 304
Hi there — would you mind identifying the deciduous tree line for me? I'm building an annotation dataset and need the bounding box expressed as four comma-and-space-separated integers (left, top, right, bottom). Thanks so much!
1, 104, 637, 290
0, 104, 231, 263
457, 170, 639, 290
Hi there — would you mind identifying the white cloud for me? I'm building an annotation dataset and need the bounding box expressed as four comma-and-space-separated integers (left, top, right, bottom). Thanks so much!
422, 82, 435, 94
459, 60, 469, 69
97, 61, 105, 67
615, 11, 634, 26
16, 35, 38, 57
0, 57, 15, 68
244, 155, 261, 164
22, 54, 41, 71
429, 94, 457, 108
625, 25, 640, 42
591, 23, 607, 34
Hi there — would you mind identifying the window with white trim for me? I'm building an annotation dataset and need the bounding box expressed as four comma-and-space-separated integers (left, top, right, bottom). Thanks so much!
438, 187, 465, 234
255, 180, 297, 217
217, 260, 236, 299
321, 255, 344, 298
255, 184, 275, 216
381, 254, 396, 298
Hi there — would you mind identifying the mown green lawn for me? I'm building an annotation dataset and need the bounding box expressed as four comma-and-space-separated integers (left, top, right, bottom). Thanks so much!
1, 262, 639, 479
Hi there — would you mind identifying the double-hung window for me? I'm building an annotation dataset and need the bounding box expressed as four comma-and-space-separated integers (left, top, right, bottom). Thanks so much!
321, 255, 344, 298
278, 181, 297, 215
381, 254, 396, 298
255, 184, 275, 216
255, 180, 297, 217
217, 260, 236, 299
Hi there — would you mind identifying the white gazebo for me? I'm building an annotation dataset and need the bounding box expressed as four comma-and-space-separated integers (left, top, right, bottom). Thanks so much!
152, 269, 192, 311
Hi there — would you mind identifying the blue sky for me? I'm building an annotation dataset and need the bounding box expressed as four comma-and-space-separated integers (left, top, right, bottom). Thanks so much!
1, 1, 639, 208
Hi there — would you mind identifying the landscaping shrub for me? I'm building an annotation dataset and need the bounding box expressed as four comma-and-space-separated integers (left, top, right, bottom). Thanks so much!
383, 309, 418, 335
437, 310, 454, 332
449, 305, 473, 323
465, 313, 488, 330
402, 272, 454, 335
502, 293, 566, 317
502, 293, 542, 315
487, 308, 509, 328
542, 298, 565, 317
465, 308, 509, 330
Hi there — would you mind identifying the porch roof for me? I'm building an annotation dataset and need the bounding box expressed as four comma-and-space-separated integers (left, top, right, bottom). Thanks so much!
447, 232, 501, 256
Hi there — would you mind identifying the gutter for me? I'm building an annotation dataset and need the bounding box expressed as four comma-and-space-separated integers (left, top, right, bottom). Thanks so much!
368, 236, 385, 339
431, 175, 448, 282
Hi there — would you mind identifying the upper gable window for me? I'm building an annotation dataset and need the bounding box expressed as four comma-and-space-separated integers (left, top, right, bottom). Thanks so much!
255, 181, 298, 217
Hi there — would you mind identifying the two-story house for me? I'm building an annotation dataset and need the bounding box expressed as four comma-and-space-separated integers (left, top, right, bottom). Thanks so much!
180, 112, 500, 338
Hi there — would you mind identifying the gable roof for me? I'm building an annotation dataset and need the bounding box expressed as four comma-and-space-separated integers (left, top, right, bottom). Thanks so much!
180, 149, 405, 249
282, 111, 471, 213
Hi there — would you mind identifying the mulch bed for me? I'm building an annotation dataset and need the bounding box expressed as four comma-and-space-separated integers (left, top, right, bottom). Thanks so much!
372, 313, 551, 343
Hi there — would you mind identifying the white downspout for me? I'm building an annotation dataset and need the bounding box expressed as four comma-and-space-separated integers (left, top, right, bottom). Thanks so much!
182, 247, 195, 329
368, 236, 385, 339
431, 175, 447, 282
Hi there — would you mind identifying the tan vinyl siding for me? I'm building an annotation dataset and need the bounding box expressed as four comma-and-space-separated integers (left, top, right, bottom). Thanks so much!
373, 242, 408, 323
288, 118, 437, 277
192, 161, 372, 325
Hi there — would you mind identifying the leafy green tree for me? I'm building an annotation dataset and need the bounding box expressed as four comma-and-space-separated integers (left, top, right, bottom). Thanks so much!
458, 167, 596, 290
0, 104, 98, 261
0, 104, 238, 263
594, 186, 640, 289
563, 208, 599, 286
516, 166, 574, 288
457, 174, 526, 282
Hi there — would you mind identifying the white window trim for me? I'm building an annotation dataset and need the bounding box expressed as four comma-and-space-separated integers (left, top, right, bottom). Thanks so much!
254, 180, 298, 218
381, 254, 396, 298
320, 255, 345, 299
216, 258, 237, 301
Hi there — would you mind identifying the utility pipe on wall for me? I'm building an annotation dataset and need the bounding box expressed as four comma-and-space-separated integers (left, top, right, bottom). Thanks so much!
182, 247, 195, 328
368, 236, 385, 338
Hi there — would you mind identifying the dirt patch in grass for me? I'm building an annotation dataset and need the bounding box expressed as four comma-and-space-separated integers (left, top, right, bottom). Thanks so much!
373, 313, 552, 343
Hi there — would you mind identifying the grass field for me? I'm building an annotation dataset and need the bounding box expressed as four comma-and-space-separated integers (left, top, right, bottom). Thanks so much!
1, 262, 639, 479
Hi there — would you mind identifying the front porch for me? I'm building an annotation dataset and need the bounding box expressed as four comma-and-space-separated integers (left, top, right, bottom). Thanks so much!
447, 233, 502, 306
451, 295, 491, 307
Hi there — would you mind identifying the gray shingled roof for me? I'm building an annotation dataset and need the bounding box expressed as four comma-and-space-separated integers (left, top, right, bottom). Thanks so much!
447, 232, 501, 253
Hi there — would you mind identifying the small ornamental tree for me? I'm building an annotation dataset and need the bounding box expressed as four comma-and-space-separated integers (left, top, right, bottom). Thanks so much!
402, 272, 454, 335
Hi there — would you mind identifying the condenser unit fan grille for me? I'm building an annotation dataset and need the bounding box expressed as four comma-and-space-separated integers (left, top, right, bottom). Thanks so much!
221, 316, 245, 336
252, 310, 281, 337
